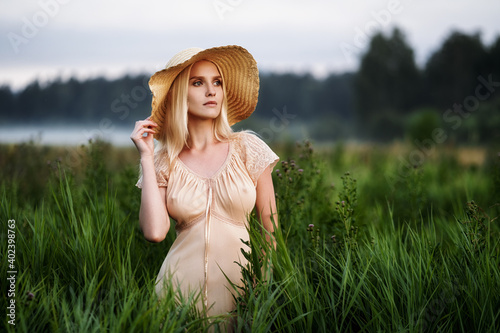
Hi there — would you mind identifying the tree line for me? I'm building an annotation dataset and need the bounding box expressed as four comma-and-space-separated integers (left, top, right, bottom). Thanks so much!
1, 27, 499, 143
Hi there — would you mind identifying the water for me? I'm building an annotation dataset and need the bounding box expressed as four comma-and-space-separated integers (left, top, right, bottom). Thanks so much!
0, 125, 135, 147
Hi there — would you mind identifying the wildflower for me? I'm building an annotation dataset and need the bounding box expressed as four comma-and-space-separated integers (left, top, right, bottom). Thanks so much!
309, 224, 314, 228
26, 291, 35, 301
298, 169, 304, 174
307, 224, 315, 232
331, 235, 336, 243
341, 201, 345, 207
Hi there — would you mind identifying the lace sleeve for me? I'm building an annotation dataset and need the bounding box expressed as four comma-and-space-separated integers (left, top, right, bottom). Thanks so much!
135, 166, 168, 188
241, 132, 279, 185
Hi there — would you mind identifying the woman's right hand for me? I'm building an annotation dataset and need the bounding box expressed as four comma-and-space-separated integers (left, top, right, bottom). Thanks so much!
130, 117, 159, 158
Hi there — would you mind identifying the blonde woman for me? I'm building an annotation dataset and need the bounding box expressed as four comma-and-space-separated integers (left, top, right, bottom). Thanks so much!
130, 46, 279, 321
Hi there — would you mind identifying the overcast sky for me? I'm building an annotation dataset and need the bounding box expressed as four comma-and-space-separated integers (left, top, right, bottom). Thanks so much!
1, 0, 499, 90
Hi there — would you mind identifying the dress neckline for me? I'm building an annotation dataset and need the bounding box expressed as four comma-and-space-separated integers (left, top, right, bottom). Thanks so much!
176, 141, 233, 180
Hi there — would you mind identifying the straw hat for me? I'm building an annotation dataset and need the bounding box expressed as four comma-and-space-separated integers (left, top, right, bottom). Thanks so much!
149, 45, 259, 139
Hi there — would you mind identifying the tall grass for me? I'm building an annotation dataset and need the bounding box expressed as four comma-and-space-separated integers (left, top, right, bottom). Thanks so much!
1, 139, 499, 332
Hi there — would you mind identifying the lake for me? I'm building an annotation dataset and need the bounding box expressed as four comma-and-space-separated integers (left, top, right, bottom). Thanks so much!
0, 125, 135, 147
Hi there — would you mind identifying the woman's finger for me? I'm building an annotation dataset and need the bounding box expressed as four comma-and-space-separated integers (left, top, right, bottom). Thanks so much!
132, 122, 158, 137
136, 125, 157, 133
135, 121, 159, 131
134, 128, 156, 139
135, 120, 158, 127
131, 127, 156, 140
140, 129, 157, 137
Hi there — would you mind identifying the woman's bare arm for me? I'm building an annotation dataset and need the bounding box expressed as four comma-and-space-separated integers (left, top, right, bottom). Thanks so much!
131, 118, 170, 242
138, 157, 170, 242
255, 166, 278, 248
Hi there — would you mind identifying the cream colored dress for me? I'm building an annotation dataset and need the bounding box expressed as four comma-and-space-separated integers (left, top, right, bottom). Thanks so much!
137, 132, 279, 317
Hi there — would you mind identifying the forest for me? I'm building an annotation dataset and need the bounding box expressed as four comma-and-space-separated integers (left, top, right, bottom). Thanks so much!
1, 27, 499, 144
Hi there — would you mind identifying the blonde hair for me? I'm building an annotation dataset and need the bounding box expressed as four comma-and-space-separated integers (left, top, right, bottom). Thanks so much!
153, 60, 235, 174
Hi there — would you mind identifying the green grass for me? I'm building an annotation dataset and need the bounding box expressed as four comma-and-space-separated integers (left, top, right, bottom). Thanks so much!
1, 139, 499, 332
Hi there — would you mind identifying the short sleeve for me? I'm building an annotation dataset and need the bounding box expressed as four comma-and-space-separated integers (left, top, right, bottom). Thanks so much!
240, 132, 279, 185
135, 166, 168, 188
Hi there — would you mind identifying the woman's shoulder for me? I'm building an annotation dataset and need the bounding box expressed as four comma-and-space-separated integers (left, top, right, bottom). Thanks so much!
232, 130, 278, 161
232, 130, 266, 147
231, 130, 279, 183
153, 150, 172, 179
231, 130, 259, 155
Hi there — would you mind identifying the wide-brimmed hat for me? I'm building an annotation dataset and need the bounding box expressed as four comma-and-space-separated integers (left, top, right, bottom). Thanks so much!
149, 45, 259, 139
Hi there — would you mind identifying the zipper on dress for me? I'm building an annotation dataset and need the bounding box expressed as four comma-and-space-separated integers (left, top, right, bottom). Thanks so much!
203, 179, 213, 311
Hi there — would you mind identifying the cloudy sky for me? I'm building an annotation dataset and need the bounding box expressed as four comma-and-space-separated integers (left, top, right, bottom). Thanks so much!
1, 0, 499, 90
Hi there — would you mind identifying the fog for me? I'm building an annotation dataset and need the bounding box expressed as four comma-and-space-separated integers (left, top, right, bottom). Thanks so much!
0, 125, 135, 147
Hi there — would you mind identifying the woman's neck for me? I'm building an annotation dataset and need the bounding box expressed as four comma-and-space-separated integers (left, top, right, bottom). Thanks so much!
186, 118, 217, 150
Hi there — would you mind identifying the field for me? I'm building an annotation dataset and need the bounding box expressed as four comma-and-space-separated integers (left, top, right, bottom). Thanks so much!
1, 138, 499, 332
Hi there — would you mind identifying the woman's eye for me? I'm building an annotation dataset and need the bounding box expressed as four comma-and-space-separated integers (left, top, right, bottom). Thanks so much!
193, 81, 202, 87
214, 80, 222, 86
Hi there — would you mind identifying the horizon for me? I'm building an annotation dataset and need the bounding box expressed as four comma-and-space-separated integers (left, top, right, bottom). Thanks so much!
2, 0, 499, 91
2, 25, 498, 93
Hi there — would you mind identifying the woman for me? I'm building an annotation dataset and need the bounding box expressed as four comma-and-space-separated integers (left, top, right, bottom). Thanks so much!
130, 45, 279, 320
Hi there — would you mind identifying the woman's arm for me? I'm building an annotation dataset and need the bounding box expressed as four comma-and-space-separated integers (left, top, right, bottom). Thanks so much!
138, 157, 170, 242
131, 118, 170, 243
255, 166, 278, 248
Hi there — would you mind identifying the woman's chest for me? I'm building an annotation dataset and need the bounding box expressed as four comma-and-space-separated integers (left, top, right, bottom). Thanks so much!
165, 160, 256, 223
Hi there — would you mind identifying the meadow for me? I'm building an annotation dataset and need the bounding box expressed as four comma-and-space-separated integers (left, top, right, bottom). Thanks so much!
1, 138, 499, 332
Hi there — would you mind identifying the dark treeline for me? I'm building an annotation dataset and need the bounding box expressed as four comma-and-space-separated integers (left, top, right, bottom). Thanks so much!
1, 27, 499, 143
354, 28, 500, 143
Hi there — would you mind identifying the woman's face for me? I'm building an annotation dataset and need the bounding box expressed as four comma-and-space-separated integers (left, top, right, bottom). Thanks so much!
187, 60, 224, 121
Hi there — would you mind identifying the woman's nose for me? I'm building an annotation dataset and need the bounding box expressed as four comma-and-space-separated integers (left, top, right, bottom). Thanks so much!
206, 84, 216, 97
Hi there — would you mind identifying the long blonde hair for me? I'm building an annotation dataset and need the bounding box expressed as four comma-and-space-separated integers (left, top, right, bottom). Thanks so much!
153, 60, 235, 174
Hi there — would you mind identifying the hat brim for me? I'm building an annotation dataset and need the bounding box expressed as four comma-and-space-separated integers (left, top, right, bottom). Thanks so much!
149, 45, 259, 139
